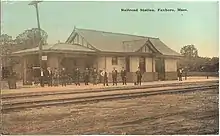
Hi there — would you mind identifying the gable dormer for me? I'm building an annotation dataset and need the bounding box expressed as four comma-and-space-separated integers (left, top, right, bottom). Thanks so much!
66, 29, 98, 51
136, 39, 161, 54
139, 44, 153, 53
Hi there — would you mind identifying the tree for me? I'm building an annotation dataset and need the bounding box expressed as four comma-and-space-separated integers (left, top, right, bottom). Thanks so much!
0, 34, 13, 44
180, 44, 198, 58
0, 29, 48, 79
0, 34, 17, 79
178, 56, 219, 72
0, 34, 15, 60
15, 28, 48, 47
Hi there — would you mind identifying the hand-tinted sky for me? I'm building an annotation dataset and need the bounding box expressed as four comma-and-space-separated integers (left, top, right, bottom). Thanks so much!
1, 1, 219, 57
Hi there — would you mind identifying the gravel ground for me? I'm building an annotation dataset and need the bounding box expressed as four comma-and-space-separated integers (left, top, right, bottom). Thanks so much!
1, 88, 219, 135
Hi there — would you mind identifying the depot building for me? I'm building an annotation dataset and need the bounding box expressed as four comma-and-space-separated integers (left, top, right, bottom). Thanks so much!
12, 27, 182, 84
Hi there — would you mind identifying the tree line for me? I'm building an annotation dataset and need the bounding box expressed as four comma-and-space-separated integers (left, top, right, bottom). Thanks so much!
179, 44, 219, 72
0, 28, 48, 67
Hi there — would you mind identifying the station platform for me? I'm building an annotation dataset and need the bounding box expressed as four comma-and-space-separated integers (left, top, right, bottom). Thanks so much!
1, 76, 218, 95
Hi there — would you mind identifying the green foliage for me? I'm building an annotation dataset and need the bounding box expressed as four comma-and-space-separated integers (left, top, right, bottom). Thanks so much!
1, 28, 48, 67
0, 34, 16, 66
180, 44, 198, 58
179, 44, 219, 72
15, 28, 48, 46
0, 34, 15, 54
178, 56, 219, 72
0, 34, 13, 44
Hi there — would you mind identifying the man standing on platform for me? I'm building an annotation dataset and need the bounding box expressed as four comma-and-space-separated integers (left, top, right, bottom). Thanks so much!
112, 67, 118, 86
184, 67, 188, 80
40, 68, 45, 87
53, 68, 59, 86
136, 67, 142, 85
102, 68, 109, 86
121, 67, 127, 85
84, 68, 90, 85
177, 68, 183, 81
61, 67, 67, 86
99, 70, 103, 83
92, 68, 98, 85
46, 67, 53, 87
74, 68, 80, 86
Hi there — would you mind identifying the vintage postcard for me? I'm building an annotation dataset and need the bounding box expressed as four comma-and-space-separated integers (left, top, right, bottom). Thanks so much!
1, 0, 219, 135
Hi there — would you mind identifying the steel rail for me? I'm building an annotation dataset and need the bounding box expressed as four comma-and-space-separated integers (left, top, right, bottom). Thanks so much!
3, 83, 218, 106
2, 80, 218, 99
2, 84, 218, 113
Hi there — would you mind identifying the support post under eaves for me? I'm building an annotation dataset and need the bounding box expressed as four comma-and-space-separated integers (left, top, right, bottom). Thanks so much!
82, 37, 84, 46
77, 34, 79, 44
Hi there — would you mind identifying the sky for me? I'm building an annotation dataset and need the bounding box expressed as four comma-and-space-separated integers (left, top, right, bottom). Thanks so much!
1, 1, 219, 57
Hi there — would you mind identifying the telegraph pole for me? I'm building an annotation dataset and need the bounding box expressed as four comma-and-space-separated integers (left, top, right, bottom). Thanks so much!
29, 0, 43, 69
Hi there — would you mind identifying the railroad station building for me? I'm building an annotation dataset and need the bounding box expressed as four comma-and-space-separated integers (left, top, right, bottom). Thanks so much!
12, 28, 182, 84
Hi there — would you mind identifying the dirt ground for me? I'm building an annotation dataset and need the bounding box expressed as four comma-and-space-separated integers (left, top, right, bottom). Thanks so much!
1, 88, 219, 135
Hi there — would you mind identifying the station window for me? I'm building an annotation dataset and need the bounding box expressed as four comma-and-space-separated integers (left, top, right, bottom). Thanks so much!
112, 57, 118, 65
139, 56, 146, 72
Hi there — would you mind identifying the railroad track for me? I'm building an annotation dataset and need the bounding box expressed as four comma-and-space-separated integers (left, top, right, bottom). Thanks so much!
3, 82, 218, 105
2, 80, 218, 100
2, 83, 218, 113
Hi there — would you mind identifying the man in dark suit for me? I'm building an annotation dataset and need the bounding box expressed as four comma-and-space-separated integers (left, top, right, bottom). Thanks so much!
112, 67, 118, 86
136, 67, 142, 85
183, 67, 188, 80
61, 67, 67, 86
84, 68, 90, 85
46, 67, 53, 87
121, 67, 127, 85
74, 68, 80, 86
53, 68, 59, 86
92, 68, 98, 85
103, 69, 109, 86
101, 68, 109, 86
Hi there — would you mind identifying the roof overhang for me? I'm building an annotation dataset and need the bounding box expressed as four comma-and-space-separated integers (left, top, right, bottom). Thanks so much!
11, 43, 97, 56
11, 50, 97, 57
97, 51, 155, 57
155, 54, 183, 59
11, 49, 183, 59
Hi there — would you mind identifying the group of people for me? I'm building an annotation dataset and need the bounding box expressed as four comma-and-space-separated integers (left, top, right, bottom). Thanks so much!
177, 67, 188, 81
38, 66, 143, 87
100, 67, 129, 86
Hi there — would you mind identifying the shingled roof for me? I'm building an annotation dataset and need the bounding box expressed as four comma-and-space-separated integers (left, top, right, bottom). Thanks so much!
66, 28, 181, 56
148, 38, 181, 56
